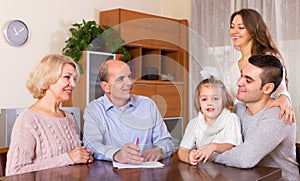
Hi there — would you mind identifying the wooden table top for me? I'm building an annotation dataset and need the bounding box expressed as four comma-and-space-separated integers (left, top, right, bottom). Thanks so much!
0, 152, 281, 181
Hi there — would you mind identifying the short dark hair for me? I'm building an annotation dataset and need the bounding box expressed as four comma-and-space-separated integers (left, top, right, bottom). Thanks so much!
248, 55, 283, 94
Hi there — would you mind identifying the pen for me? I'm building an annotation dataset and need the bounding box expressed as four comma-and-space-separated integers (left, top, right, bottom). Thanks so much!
135, 137, 139, 146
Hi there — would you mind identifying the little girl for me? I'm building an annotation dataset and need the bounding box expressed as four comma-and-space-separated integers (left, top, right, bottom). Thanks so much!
178, 73, 242, 165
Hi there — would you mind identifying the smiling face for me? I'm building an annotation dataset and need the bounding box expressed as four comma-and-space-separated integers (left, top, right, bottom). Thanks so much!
199, 84, 224, 122
101, 60, 133, 107
230, 15, 253, 48
236, 63, 264, 103
48, 63, 77, 102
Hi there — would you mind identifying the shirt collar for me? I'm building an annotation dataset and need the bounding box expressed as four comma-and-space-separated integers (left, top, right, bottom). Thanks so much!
102, 94, 137, 111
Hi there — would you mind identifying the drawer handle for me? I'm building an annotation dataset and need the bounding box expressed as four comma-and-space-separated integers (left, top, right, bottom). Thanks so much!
129, 43, 143, 47
134, 84, 147, 86
161, 47, 174, 51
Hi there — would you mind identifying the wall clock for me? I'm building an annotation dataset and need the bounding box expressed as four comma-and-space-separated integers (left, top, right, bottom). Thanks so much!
3, 20, 30, 47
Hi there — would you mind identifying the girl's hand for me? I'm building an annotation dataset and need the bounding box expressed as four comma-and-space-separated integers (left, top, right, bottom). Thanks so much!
189, 149, 200, 165
196, 144, 216, 163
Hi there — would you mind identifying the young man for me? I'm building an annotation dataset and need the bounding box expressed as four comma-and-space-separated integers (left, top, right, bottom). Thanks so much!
213, 55, 299, 180
83, 60, 174, 164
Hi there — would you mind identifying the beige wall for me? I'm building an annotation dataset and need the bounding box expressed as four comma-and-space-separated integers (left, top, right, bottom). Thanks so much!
0, 0, 191, 108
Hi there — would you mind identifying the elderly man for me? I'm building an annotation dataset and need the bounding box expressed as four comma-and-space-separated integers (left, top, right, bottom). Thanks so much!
83, 60, 174, 164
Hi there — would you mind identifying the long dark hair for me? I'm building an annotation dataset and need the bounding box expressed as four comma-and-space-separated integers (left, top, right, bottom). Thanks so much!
230, 8, 288, 88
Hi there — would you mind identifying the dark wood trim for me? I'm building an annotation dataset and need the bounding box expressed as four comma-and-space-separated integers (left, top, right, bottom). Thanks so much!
0, 147, 9, 177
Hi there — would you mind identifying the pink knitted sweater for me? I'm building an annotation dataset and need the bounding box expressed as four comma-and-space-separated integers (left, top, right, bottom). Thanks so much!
5, 109, 82, 176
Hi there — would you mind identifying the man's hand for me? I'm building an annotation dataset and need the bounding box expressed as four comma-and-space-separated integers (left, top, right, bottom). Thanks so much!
113, 143, 143, 164
267, 95, 295, 124
142, 147, 164, 162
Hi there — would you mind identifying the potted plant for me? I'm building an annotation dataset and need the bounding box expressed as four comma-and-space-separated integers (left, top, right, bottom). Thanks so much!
62, 19, 131, 73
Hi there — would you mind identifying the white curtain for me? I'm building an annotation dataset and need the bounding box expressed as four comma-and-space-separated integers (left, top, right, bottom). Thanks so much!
190, 0, 300, 141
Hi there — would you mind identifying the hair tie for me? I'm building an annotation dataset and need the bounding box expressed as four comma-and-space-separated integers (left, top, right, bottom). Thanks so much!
200, 66, 221, 80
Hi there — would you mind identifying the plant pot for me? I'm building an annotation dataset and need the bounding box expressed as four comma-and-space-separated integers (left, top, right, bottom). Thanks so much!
115, 54, 124, 60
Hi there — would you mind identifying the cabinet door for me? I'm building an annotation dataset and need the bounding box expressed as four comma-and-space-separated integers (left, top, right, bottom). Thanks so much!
155, 84, 183, 117
132, 83, 183, 118
131, 84, 156, 101
100, 9, 180, 47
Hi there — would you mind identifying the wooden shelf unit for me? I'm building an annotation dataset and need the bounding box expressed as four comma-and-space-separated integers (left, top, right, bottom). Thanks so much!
100, 8, 189, 129
132, 80, 183, 118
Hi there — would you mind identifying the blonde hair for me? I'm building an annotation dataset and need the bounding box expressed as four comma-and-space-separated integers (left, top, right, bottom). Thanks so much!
194, 76, 234, 113
26, 54, 79, 99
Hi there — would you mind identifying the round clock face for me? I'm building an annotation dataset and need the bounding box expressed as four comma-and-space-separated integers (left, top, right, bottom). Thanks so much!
4, 20, 30, 47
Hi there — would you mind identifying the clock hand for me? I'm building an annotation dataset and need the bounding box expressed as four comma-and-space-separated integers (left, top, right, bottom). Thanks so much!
17, 27, 25, 34
13, 27, 19, 36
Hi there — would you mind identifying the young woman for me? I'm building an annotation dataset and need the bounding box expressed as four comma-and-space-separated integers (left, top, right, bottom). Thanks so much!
178, 74, 242, 165
6, 54, 93, 176
226, 8, 294, 123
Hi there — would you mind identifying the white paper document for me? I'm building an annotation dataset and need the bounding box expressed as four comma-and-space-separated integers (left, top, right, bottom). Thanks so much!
113, 161, 165, 169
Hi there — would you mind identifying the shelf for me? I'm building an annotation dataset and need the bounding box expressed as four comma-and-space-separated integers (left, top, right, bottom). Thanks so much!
100, 8, 189, 129
126, 45, 182, 82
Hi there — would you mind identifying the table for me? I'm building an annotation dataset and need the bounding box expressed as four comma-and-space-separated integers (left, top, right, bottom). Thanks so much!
0, 152, 281, 181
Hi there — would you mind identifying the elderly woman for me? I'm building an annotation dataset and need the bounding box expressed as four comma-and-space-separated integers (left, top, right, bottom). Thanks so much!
6, 54, 93, 176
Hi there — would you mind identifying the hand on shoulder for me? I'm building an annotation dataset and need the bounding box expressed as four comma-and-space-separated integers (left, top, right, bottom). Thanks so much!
267, 95, 295, 124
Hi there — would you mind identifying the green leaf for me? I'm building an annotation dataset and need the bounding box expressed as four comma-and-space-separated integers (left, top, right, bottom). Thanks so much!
62, 19, 132, 73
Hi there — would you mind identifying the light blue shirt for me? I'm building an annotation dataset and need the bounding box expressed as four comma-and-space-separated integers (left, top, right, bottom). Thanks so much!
83, 94, 174, 161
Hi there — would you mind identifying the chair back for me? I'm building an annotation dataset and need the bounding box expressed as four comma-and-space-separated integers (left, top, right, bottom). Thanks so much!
296, 143, 300, 172
0, 147, 9, 177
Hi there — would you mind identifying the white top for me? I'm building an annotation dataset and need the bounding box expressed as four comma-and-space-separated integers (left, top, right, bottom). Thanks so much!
180, 109, 242, 149
225, 61, 291, 101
